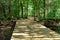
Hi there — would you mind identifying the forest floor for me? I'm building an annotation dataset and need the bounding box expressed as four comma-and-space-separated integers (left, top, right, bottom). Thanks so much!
0, 20, 16, 40
11, 17, 60, 40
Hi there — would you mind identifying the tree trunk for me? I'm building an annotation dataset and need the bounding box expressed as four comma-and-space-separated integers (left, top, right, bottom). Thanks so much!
20, 0, 23, 18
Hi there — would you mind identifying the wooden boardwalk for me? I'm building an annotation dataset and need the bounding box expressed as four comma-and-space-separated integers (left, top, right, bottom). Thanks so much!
11, 18, 60, 40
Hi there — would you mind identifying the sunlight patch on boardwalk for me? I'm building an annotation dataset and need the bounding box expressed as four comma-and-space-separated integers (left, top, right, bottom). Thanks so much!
11, 18, 60, 40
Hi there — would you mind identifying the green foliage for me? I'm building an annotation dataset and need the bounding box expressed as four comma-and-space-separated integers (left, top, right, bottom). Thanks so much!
0, 0, 60, 20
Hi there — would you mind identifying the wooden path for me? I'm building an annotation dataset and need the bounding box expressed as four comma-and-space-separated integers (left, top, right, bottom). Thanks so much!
11, 17, 60, 40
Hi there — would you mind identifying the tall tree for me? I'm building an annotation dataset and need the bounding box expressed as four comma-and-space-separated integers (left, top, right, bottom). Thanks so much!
32, 0, 40, 21
23, 0, 28, 18
20, 0, 23, 18
44, 0, 46, 19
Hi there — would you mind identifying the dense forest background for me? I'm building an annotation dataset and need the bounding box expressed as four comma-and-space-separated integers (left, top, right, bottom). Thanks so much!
0, 0, 60, 20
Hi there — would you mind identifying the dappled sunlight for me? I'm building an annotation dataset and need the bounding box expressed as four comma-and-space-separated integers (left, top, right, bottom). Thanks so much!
0, 0, 60, 40
11, 19, 60, 40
